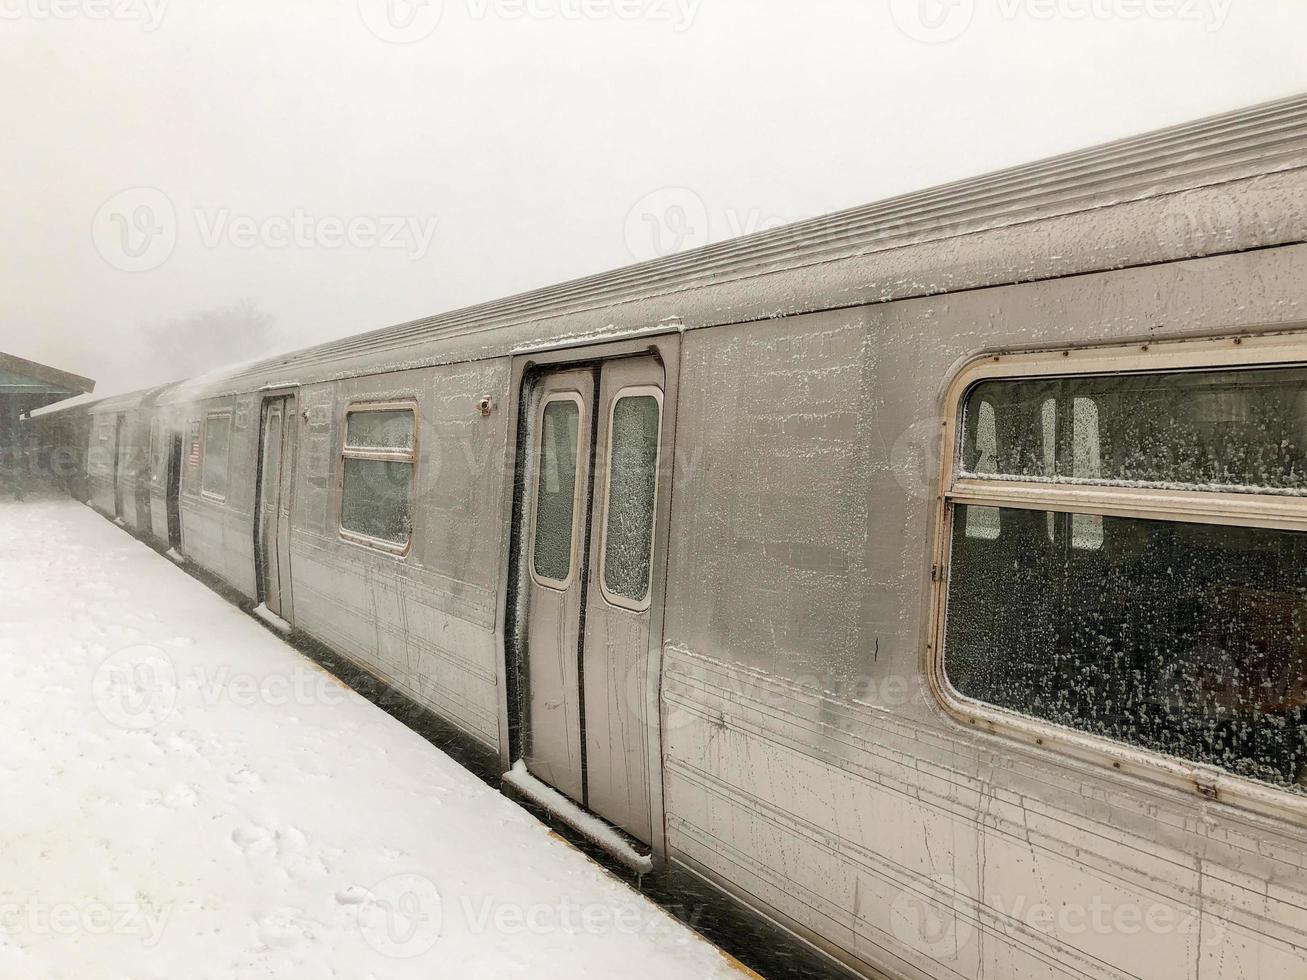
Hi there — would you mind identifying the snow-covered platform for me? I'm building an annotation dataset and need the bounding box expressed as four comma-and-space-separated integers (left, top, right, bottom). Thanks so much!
0, 499, 746, 979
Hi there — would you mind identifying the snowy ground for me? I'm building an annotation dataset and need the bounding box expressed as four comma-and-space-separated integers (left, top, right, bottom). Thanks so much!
0, 498, 745, 980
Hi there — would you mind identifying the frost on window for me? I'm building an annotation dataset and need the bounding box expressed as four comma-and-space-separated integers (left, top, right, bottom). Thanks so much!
149, 420, 165, 484
603, 394, 661, 604
946, 507, 1307, 792
345, 410, 415, 453
532, 398, 580, 584
964, 400, 1000, 540
201, 415, 231, 499
1043, 398, 1104, 548
341, 458, 412, 544
1070, 398, 1104, 550
340, 408, 416, 547
962, 367, 1307, 493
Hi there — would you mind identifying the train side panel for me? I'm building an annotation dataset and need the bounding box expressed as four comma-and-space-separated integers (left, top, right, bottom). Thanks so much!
178, 395, 259, 598
87, 413, 116, 518
287, 360, 512, 751
661, 243, 1307, 979
123, 409, 153, 535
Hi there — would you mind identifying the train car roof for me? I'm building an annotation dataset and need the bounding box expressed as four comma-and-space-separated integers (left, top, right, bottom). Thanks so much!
31, 381, 182, 420
52, 91, 1307, 412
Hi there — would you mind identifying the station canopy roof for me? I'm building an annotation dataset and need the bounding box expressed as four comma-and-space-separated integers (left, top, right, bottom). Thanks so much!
0, 351, 96, 412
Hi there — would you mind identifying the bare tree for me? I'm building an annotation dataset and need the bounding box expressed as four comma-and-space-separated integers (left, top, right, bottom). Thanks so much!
142, 300, 281, 381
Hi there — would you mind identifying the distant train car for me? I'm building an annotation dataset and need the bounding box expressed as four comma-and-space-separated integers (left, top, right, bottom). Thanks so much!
81, 385, 168, 532
37, 95, 1307, 979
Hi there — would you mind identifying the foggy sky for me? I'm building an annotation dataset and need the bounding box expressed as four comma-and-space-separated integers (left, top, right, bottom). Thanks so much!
4, 0, 1307, 398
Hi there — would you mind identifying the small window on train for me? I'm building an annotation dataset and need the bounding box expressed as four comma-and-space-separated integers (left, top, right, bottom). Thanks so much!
600, 389, 662, 608
943, 361, 1307, 799
201, 413, 232, 500
340, 406, 417, 550
149, 420, 165, 484
531, 395, 582, 587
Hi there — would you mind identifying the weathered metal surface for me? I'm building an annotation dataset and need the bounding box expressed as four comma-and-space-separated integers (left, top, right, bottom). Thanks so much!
41, 97, 1307, 980
660, 245, 1307, 979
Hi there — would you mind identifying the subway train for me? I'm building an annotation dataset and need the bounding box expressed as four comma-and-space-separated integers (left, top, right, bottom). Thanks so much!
33, 94, 1307, 979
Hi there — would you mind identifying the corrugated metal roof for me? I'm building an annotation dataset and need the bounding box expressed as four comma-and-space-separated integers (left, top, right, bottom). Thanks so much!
43, 92, 1307, 416
204, 92, 1307, 391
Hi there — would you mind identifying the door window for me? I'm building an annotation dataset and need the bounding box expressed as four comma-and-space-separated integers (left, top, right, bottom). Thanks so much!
531, 394, 583, 587
599, 388, 662, 609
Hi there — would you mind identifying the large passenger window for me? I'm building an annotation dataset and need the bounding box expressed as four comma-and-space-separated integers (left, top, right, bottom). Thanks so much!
943, 359, 1307, 799
600, 389, 662, 608
201, 413, 232, 500
340, 406, 416, 549
531, 395, 582, 587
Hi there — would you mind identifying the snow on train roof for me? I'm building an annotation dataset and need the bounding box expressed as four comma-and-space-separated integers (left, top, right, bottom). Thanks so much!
59, 92, 1307, 412
31, 380, 183, 420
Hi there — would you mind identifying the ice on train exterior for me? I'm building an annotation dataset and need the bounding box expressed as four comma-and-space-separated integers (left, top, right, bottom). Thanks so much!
32, 94, 1307, 979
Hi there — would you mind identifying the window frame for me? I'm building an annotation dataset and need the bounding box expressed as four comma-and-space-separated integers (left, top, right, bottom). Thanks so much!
337, 400, 420, 557
528, 391, 586, 592
929, 331, 1307, 824
200, 411, 233, 502
597, 385, 664, 612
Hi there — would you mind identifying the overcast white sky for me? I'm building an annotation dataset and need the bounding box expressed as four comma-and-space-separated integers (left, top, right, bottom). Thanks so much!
4, 0, 1307, 396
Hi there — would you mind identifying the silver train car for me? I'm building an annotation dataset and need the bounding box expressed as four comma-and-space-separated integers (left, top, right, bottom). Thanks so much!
37, 95, 1307, 978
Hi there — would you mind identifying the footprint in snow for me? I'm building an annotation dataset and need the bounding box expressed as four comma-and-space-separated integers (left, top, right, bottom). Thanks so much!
226, 767, 263, 788
163, 783, 198, 808
256, 908, 314, 948
231, 825, 276, 858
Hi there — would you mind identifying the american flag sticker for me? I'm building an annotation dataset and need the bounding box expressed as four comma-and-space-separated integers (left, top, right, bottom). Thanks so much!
189, 421, 201, 467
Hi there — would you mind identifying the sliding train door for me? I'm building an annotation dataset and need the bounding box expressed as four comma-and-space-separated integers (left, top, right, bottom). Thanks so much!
520, 354, 666, 845
580, 358, 663, 843
166, 434, 183, 550
256, 395, 297, 621
523, 369, 594, 804
112, 414, 126, 520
